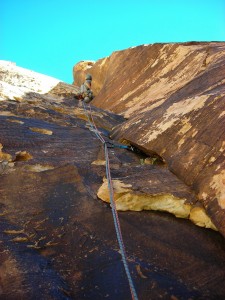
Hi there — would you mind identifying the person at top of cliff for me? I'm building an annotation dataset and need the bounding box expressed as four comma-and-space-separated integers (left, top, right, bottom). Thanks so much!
80, 74, 94, 103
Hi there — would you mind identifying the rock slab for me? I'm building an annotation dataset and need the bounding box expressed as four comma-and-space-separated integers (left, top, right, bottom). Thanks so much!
0, 60, 225, 299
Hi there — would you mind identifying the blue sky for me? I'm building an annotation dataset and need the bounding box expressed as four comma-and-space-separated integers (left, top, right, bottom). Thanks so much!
1, 0, 225, 83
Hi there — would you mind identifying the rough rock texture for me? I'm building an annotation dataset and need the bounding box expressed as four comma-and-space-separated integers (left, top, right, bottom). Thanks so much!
73, 42, 225, 237
1, 60, 225, 299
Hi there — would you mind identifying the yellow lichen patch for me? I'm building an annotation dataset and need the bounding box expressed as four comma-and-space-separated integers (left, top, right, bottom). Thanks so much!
0, 144, 12, 161
142, 95, 208, 143
45, 241, 59, 247
78, 105, 102, 116
73, 107, 103, 121
124, 48, 207, 118
191, 129, 198, 138
13, 96, 23, 102
11, 237, 29, 243
201, 192, 208, 200
7, 118, 24, 124
0, 111, 15, 116
210, 170, 225, 209
52, 106, 67, 113
219, 108, 225, 118
29, 127, 53, 135
177, 120, 193, 148
208, 156, 216, 163
97, 179, 217, 230
178, 118, 192, 135
219, 141, 225, 153
164, 95, 208, 122
4, 229, 25, 235
91, 160, 106, 166
14, 151, 33, 162
72, 107, 83, 115
74, 113, 89, 122
39, 248, 56, 256
178, 138, 185, 148
189, 206, 217, 230
0, 211, 8, 217
26, 109, 35, 115
115, 193, 191, 218
136, 265, 148, 279
97, 179, 132, 203
26, 164, 54, 172
144, 157, 158, 165
27, 244, 41, 250
97, 179, 191, 218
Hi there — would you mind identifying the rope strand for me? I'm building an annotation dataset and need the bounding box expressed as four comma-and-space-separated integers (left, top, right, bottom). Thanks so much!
82, 101, 138, 300
82, 101, 105, 143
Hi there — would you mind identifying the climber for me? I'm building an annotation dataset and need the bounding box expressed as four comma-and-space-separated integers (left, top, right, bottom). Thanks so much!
80, 74, 94, 103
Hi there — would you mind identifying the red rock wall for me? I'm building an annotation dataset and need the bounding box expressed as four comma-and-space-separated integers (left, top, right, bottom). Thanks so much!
1, 59, 225, 298
73, 42, 225, 236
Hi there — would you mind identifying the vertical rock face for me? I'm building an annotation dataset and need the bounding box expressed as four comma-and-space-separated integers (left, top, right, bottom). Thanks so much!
73, 42, 225, 237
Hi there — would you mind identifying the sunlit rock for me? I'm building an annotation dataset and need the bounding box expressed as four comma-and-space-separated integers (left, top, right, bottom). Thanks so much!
0, 48, 225, 299
74, 42, 225, 236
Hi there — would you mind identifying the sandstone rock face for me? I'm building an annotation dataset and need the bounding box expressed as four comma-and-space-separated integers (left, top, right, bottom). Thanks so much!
73, 42, 225, 237
1, 61, 225, 299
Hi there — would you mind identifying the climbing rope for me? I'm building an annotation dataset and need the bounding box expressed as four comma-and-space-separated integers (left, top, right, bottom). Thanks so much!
82, 101, 139, 300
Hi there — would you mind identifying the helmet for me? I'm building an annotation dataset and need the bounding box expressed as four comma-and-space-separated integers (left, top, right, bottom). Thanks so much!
85, 74, 92, 80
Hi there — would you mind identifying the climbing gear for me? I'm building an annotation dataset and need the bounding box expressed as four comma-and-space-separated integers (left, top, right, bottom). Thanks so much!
105, 141, 139, 154
82, 101, 139, 300
105, 141, 135, 151
105, 141, 128, 149
79, 81, 93, 103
